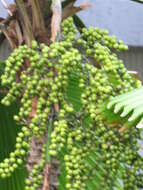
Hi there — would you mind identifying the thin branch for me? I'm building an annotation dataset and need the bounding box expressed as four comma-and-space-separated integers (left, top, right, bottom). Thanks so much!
42, 116, 53, 190
119, 125, 127, 133
1, 0, 13, 16
51, 0, 61, 110
42, 163, 51, 190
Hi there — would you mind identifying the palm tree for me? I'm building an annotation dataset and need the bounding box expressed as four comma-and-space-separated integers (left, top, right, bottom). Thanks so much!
0, 1, 143, 190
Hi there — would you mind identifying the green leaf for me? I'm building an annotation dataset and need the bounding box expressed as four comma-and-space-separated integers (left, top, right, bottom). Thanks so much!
0, 97, 27, 190
103, 87, 143, 127
66, 70, 83, 111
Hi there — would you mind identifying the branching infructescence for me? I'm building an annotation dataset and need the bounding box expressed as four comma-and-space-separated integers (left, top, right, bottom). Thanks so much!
0, 17, 143, 190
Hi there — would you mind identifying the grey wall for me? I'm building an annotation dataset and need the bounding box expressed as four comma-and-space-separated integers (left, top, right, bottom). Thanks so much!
119, 47, 143, 80
77, 0, 143, 47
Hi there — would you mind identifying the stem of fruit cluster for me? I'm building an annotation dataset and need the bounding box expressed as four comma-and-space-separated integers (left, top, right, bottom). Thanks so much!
42, 118, 53, 190
42, 1, 62, 189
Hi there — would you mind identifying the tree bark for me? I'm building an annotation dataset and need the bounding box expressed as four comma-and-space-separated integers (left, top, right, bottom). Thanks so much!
15, 0, 34, 46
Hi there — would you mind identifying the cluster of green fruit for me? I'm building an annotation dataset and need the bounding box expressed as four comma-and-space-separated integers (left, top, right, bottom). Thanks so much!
0, 126, 30, 178
25, 144, 46, 190
0, 16, 143, 190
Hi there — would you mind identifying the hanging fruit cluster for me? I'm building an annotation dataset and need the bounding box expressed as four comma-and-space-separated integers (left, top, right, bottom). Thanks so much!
0, 17, 143, 190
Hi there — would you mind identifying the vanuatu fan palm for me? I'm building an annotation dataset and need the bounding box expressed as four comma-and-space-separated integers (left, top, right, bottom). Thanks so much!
0, 1, 143, 190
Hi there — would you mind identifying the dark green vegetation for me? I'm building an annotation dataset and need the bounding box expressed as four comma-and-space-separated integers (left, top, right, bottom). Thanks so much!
0, 97, 27, 190
0, 17, 143, 190
131, 0, 143, 3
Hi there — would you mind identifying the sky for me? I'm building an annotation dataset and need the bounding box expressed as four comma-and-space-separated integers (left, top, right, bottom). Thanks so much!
0, 0, 143, 46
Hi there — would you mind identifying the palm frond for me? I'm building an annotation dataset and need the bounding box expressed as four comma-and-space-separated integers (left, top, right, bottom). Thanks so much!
103, 87, 143, 128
